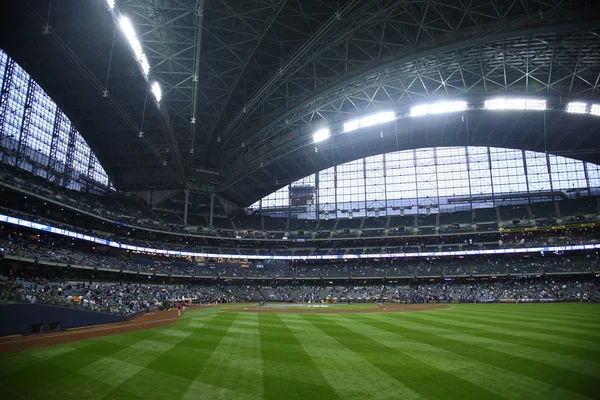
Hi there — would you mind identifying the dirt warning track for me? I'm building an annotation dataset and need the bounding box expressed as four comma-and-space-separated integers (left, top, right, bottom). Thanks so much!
0, 307, 206, 354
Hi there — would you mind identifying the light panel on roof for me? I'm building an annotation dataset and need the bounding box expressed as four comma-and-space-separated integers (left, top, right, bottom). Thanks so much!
106, 0, 115, 10
119, 16, 150, 77
410, 101, 467, 117
313, 128, 330, 143
484, 98, 546, 111
566, 102, 587, 114
151, 82, 162, 103
590, 104, 600, 116
343, 111, 395, 133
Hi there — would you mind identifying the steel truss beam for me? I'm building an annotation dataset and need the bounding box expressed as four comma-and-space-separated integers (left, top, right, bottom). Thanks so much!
61, 123, 78, 188
212, 2, 599, 167
47, 108, 64, 183
0, 58, 15, 148
14, 0, 185, 184
217, 23, 600, 186
15, 76, 36, 167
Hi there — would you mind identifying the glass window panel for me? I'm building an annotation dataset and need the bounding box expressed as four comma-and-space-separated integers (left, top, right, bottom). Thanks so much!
317, 167, 336, 217
292, 173, 316, 219
548, 154, 587, 191
262, 185, 289, 209
525, 150, 550, 192
336, 159, 365, 216
365, 155, 385, 215
252, 145, 600, 218
0, 50, 7, 94
1, 64, 29, 147
0, 50, 110, 190
587, 162, 600, 195
386, 150, 417, 212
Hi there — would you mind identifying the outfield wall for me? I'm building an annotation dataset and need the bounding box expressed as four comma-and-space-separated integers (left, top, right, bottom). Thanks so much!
0, 304, 132, 337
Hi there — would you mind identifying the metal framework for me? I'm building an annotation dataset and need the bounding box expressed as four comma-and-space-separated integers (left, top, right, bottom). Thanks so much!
0, 58, 15, 147
14, 76, 35, 167
1, 0, 600, 208
47, 107, 64, 183
253, 145, 600, 218
61, 124, 78, 188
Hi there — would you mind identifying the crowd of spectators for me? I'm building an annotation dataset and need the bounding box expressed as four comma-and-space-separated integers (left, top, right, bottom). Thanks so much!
2, 165, 599, 252
2, 233, 598, 279
239, 280, 600, 303
0, 275, 235, 315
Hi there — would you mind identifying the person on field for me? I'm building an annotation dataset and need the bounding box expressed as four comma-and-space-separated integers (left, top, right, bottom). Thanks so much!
177, 302, 182, 317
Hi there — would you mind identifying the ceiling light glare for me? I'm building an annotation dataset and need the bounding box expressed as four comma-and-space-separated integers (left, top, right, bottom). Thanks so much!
151, 81, 162, 102
119, 16, 150, 77
505, 99, 526, 110
410, 105, 428, 117
360, 114, 380, 128
484, 98, 506, 110
484, 98, 546, 111
589, 104, 600, 116
376, 111, 396, 124
313, 128, 330, 143
106, 0, 115, 10
526, 99, 546, 110
343, 112, 396, 133
566, 102, 587, 114
411, 101, 466, 117
343, 120, 360, 133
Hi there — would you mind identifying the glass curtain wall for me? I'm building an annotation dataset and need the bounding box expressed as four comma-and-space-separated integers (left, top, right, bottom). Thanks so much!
0, 49, 110, 190
251, 146, 600, 219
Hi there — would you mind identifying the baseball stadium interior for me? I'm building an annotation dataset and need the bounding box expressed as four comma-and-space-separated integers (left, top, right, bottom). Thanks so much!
0, 0, 599, 399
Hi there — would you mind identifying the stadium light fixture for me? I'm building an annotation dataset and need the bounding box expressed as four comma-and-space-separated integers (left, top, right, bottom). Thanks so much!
151, 81, 162, 103
590, 104, 600, 116
119, 16, 150, 77
484, 98, 546, 111
566, 102, 587, 114
342, 111, 395, 133
106, 0, 115, 10
313, 128, 330, 143
410, 101, 467, 117
343, 119, 360, 132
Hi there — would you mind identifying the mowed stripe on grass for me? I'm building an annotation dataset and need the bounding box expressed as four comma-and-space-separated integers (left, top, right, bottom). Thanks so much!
0, 304, 598, 400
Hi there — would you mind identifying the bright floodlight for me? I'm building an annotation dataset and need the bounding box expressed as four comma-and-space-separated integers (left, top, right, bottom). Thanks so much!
151, 81, 162, 102
412, 101, 466, 116
343, 120, 360, 133
526, 99, 546, 110
410, 105, 428, 117
343, 112, 395, 133
119, 16, 150, 77
484, 99, 505, 110
376, 111, 395, 124
589, 104, 600, 116
313, 128, 330, 143
566, 102, 587, 114
360, 114, 380, 128
484, 98, 546, 111
506, 99, 526, 110
106, 0, 115, 10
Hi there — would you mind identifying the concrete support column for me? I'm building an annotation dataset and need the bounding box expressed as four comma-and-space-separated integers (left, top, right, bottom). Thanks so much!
183, 189, 189, 226
209, 191, 215, 228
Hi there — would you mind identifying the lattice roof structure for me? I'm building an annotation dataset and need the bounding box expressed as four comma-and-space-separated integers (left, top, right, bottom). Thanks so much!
1, 0, 600, 210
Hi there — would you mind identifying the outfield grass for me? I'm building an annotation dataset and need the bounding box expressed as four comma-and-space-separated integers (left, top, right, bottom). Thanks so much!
0, 304, 599, 400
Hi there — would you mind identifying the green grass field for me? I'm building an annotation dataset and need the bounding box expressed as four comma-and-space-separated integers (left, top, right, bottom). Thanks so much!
1, 304, 599, 400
